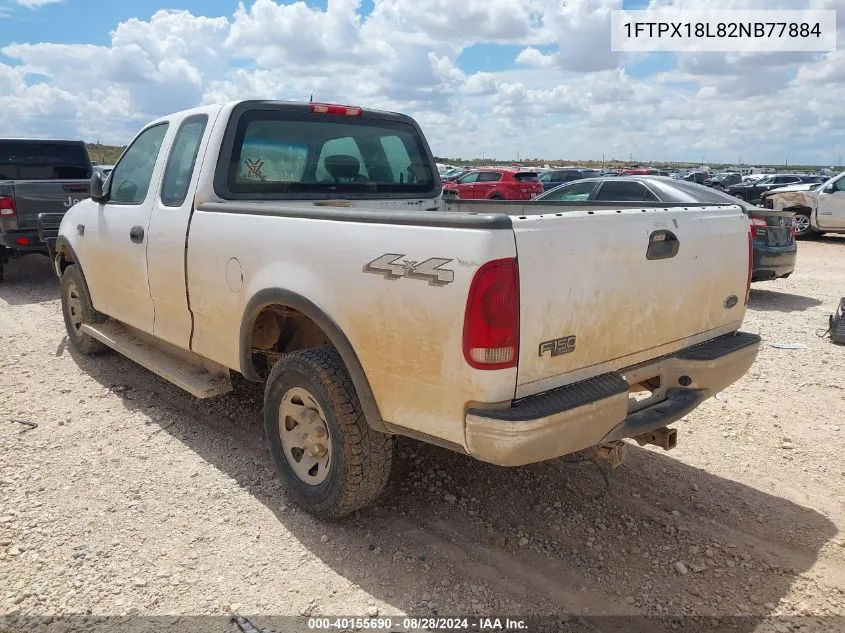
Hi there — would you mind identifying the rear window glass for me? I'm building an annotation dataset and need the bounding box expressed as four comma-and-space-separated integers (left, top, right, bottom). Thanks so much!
0, 142, 91, 180
514, 172, 539, 182
651, 180, 744, 205
224, 111, 436, 196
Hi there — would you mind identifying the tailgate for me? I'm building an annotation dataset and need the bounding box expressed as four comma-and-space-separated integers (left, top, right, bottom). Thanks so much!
9, 180, 90, 230
513, 206, 750, 397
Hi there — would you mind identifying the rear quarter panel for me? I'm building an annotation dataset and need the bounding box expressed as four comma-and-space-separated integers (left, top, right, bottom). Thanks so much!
186, 210, 517, 447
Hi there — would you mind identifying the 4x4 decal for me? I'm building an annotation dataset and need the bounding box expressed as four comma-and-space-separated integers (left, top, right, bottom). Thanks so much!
364, 253, 455, 285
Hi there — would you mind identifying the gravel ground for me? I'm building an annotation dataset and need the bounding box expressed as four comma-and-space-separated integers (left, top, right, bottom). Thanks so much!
1, 239, 844, 633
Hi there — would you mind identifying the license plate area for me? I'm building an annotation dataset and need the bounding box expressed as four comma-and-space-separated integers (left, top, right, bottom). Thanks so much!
623, 367, 668, 413
767, 227, 791, 245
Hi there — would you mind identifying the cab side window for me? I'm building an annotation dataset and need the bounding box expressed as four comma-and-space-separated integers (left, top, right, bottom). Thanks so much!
161, 116, 208, 207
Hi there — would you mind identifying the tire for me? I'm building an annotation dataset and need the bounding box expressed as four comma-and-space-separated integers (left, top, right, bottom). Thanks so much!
60, 265, 108, 355
793, 211, 816, 239
489, 194, 503, 200
263, 347, 393, 519
733, 192, 745, 201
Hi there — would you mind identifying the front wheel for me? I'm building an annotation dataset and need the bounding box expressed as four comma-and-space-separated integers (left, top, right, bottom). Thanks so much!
60, 265, 108, 355
263, 347, 393, 519
733, 192, 746, 201
793, 211, 815, 239
489, 194, 503, 200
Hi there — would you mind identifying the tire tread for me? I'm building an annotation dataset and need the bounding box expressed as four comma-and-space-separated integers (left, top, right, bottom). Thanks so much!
264, 347, 392, 518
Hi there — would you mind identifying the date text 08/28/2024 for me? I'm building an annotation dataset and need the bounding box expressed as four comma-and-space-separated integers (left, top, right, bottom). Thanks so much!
306, 617, 528, 630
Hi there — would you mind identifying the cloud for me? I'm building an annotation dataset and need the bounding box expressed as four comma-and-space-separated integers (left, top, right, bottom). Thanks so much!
0, 0, 841, 164
13, 0, 61, 7
515, 47, 555, 68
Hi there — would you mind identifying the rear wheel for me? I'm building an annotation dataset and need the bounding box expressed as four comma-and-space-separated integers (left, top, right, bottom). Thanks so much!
733, 192, 746, 201
60, 265, 108, 355
263, 347, 393, 519
489, 194, 503, 200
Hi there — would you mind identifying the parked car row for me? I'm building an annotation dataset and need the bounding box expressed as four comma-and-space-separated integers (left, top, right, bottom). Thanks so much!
534, 175, 798, 283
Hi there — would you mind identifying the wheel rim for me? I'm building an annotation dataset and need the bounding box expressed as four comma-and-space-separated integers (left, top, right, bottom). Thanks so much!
65, 281, 84, 332
278, 386, 332, 485
734, 193, 745, 201
795, 214, 810, 233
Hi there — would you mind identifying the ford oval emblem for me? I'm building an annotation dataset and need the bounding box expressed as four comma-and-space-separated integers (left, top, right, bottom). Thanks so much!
724, 295, 739, 309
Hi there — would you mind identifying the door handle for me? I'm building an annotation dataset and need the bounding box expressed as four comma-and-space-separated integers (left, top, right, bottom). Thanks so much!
646, 230, 680, 260
129, 226, 144, 244
76, 224, 85, 236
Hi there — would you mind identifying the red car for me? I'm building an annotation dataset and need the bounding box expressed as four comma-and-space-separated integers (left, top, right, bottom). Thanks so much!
443, 169, 544, 200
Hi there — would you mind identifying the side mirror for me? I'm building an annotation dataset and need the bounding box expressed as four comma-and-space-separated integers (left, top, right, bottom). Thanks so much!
824, 185, 836, 194
90, 171, 107, 203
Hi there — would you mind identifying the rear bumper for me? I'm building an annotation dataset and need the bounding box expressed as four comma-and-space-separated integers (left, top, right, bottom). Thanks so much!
0, 230, 48, 253
752, 242, 797, 281
465, 331, 761, 466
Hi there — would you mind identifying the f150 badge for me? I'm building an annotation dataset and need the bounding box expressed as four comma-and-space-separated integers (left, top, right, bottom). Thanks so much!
539, 335, 577, 357
365, 253, 455, 285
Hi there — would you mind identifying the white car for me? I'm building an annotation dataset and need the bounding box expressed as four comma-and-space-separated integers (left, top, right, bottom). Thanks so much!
54, 100, 761, 518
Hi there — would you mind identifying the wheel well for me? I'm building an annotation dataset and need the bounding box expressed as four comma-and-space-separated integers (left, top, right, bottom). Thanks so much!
785, 206, 811, 214
56, 251, 74, 274
248, 305, 334, 379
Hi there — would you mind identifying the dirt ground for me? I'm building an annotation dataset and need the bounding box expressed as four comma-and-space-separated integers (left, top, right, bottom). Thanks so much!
1, 238, 844, 633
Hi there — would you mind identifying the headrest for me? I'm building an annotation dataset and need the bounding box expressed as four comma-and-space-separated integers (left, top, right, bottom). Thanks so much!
324, 154, 361, 180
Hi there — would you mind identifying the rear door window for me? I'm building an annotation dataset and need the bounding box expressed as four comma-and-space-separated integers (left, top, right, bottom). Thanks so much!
477, 171, 503, 182
161, 115, 208, 207
595, 180, 659, 201
514, 172, 539, 182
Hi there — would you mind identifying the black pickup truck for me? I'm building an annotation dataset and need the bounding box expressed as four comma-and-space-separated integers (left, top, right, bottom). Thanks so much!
0, 139, 92, 282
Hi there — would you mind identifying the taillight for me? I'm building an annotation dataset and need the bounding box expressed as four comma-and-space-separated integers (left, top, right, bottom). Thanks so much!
0, 195, 16, 217
749, 217, 767, 240
463, 258, 520, 370
14, 237, 29, 246
309, 103, 363, 116
745, 223, 753, 305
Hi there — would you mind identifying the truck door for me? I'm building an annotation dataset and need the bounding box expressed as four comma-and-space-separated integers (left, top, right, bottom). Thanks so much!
85, 122, 170, 333
817, 174, 845, 229
146, 113, 215, 349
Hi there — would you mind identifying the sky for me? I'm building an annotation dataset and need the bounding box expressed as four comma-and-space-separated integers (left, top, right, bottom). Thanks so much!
0, 0, 843, 165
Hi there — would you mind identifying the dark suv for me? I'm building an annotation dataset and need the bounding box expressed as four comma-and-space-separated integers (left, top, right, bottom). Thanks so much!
707, 173, 742, 190
538, 167, 601, 191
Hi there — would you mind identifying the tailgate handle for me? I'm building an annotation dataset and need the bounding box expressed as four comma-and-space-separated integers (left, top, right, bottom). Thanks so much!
646, 230, 679, 260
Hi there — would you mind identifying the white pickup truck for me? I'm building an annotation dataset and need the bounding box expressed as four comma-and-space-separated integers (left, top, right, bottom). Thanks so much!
55, 100, 761, 518
760, 170, 845, 238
